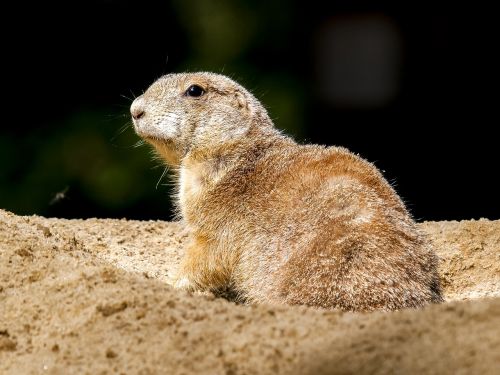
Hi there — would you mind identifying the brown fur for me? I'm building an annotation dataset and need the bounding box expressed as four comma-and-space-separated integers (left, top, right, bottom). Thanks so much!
131, 72, 443, 311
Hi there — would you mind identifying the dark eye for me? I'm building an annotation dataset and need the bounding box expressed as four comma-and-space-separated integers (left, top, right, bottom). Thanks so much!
185, 85, 205, 97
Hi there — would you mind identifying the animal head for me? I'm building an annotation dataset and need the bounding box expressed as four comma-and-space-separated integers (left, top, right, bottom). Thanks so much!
131, 72, 272, 165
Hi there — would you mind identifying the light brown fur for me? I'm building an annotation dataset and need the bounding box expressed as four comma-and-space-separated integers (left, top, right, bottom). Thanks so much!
131, 72, 443, 311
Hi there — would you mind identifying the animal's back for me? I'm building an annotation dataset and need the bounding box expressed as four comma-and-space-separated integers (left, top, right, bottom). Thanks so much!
221, 143, 443, 311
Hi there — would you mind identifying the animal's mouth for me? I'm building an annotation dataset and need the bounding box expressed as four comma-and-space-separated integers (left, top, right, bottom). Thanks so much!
133, 123, 165, 143
133, 116, 178, 145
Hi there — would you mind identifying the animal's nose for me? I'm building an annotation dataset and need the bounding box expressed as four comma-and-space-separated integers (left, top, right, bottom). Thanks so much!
130, 97, 145, 120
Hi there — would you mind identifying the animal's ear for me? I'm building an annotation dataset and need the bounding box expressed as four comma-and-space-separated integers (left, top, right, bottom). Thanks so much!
233, 90, 248, 110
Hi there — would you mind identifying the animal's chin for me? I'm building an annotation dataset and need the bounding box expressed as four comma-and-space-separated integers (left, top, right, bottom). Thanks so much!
142, 135, 168, 144
137, 131, 173, 146
142, 136, 180, 166
133, 123, 170, 143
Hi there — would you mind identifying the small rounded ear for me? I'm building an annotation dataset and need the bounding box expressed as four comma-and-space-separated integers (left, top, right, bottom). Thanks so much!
233, 90, 248, 110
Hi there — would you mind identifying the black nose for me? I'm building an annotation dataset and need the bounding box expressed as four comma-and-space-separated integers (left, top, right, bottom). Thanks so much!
130, 99, 145, 120
132, 109, 144, 120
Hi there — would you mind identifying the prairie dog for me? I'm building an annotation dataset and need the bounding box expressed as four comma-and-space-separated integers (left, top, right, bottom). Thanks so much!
131, 72, 443, 311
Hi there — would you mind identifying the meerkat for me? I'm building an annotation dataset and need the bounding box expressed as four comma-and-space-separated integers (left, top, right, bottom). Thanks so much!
130, 72, 443, 311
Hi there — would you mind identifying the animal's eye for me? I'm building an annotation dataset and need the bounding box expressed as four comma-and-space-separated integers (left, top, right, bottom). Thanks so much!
185, 85, 205, 97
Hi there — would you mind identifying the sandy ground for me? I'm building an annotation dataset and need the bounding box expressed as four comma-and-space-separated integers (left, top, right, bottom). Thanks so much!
0, 209, 499, 374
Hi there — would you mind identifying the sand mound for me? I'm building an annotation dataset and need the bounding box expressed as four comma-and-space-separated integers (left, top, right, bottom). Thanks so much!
1, 209, 499, 374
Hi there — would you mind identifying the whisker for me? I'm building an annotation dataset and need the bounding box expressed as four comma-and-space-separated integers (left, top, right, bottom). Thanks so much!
105, 112, 129, 120
120, 93, 135, 102
110, 122, 132, 144
156, 166, 170, 190
133, 140, 145, 148
112, 103, 134, 110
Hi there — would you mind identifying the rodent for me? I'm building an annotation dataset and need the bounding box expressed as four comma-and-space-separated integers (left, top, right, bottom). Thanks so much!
130, 72, 443, 311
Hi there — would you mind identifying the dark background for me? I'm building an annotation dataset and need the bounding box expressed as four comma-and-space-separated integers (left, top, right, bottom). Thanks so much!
1, 1, 497, 221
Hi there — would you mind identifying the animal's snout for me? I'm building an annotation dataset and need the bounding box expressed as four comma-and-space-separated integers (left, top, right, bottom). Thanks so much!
130, 97, 145, 120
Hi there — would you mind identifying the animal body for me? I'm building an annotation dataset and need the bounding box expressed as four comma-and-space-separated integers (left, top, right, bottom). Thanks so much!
131, 72, 443, 311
